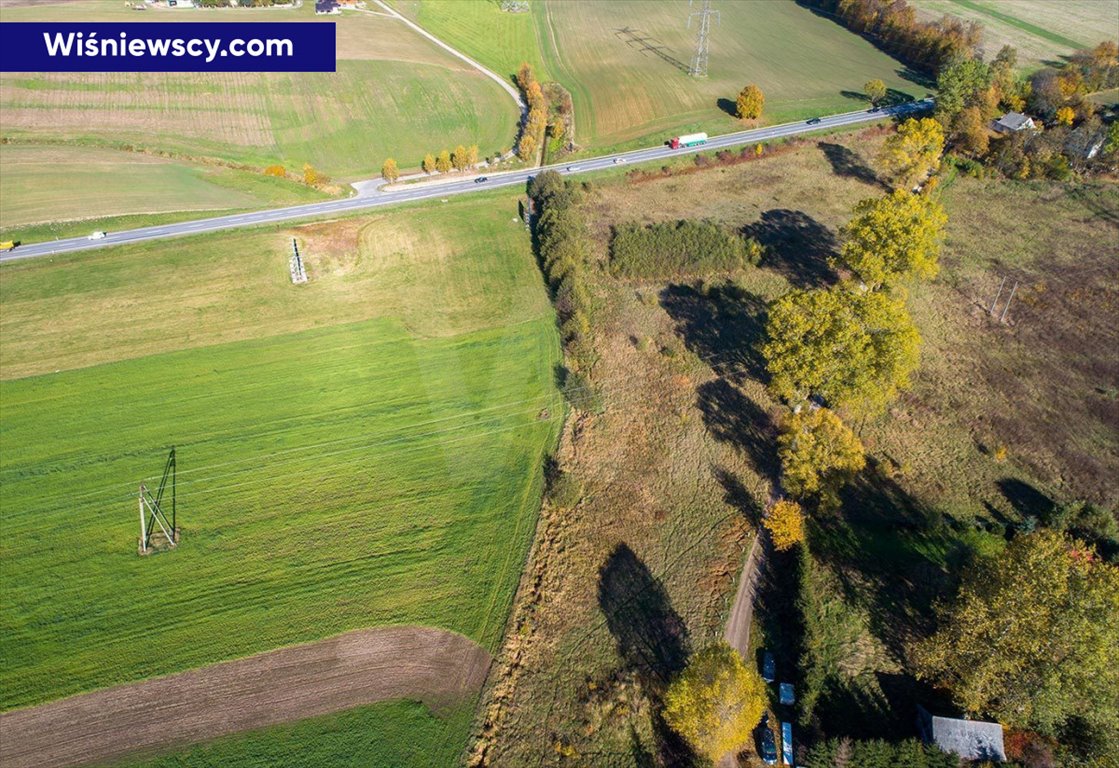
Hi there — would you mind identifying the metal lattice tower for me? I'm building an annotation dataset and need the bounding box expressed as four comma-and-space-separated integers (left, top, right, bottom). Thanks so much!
687, 0, 719, 78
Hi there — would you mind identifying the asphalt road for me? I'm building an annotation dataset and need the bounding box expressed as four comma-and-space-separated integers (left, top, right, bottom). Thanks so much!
0, 99, 931, 263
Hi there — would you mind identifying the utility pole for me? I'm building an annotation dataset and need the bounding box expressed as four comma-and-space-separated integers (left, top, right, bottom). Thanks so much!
999, 281, 1019, 324
988, 276, 1006, 316
687, 0, 718, 78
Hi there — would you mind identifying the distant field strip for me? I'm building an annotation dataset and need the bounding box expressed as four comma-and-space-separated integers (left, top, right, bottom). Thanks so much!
0, 3, 518, 178
0, 626, 490, 768
946, 0, 1087, 49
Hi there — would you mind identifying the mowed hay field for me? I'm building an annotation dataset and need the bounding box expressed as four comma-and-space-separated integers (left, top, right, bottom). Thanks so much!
911, 0, 1118, 70
537, 0, 921, 148
0, 145, 327, 236
0, 194, 561, 760
0, 1, 518, 180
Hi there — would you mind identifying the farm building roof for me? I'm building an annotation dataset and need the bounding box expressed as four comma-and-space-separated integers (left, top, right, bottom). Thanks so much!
994, 112, 1035, 132
917, 705, 1006, 762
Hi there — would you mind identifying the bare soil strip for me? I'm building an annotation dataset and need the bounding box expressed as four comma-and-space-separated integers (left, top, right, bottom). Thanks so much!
0, 626, 491, 768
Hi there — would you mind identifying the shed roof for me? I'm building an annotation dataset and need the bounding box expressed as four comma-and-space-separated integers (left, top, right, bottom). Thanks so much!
995, 112, 1034, 131
918, 706, 1006, 761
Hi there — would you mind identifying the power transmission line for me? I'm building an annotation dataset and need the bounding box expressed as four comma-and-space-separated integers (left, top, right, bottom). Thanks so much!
687, 0, 719, 78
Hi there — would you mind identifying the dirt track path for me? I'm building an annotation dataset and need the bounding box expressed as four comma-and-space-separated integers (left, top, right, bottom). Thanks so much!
0, 626, 491, 768
720, 535, 766, 768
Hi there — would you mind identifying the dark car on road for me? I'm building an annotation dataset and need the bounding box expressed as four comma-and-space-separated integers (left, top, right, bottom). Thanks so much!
474, 176, 488, 184
807, 117, 822, 125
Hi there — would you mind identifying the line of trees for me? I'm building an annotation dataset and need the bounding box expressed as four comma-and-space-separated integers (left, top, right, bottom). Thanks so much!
608, 219, 763, 278
528, 171, 597, 398
516, 63, 548, 163
797, 0, 981, 75
417, 145, 479, 176
762, 187, 944, 512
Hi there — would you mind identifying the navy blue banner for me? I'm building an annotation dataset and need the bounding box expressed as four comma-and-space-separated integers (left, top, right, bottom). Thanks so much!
0, 22, 335, 72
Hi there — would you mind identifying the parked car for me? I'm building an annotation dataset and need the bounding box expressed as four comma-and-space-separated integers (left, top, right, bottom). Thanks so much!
806, 117, 822, 125
88, 231, 107, 240
474, 176, 488, 184
761, 650, 776, 683
758, 722, 778, 765
779, 682, 795, 705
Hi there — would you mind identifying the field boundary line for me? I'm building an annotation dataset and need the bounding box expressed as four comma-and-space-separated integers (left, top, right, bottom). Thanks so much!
372, 0, 526, 115
0, 626, 491, 768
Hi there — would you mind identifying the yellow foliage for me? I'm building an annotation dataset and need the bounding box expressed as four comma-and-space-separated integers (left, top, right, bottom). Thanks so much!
380, 158, 399, 183
422, 153, 436, 174
263, 164, 286, 178
663, 643, 766, 763
839, 190, 947, 289
765, 499, 806, 551
778, 407, 866, 500
880, 117, 945, 190
864, 78, 887, 105
434, 149, 452, 173
736, 84, 765, 120
763, 286, 922, 414
1055, 106, 1075, 126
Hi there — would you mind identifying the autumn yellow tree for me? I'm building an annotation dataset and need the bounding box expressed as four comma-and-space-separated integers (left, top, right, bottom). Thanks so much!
663, 643, 767, 763
422, 153, 436, 174
762, 286, 921, 414
380, 158, 399, 183
913, 530, 1119, 739
838, 190, 947, 289
466, 144, 479, 169
434, 149, 452, 173
953, 105, 990, 157
302, 163, 320, 185
517, 132, 538, 163
451, 144, 468, 171
778, 407, 866, 503
765, 499, 806, 550
880, 117, 945, 190
1055, 105, 1075, 126
736, 84, 765, 120
864, 78, 887, 106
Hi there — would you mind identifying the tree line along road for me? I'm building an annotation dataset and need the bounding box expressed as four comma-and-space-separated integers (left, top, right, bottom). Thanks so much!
0, 100, 932, 264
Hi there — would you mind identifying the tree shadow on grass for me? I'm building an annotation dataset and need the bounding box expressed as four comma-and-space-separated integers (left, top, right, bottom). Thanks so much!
717, 97, 738, 118
698, 379, 780, 487
997, 477, 1055, 520
660, 282, 769, 382
811, 461, 964, 664
598, 543, 690, 693
818, 142, 887, 190
599, 544, 698, 766
744, 209, 839, 289
713, 465, 765, 528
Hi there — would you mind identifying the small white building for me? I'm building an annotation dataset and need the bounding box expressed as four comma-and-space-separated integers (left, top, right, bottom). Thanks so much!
993, 112, 1036, 134
918, 705, 1006, 762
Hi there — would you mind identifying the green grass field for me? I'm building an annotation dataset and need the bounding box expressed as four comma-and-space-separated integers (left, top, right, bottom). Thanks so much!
0, 193, 560, 768
911, 0, 1118, 71
397, 0, 921, 153
0, 145, 328, 237
0, 2, 518, 182
105, 700, 476, 768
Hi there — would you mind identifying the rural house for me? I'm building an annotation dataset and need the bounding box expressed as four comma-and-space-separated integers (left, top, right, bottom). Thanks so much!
993, 112, 1036, 134
917, 706, 1006, 762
